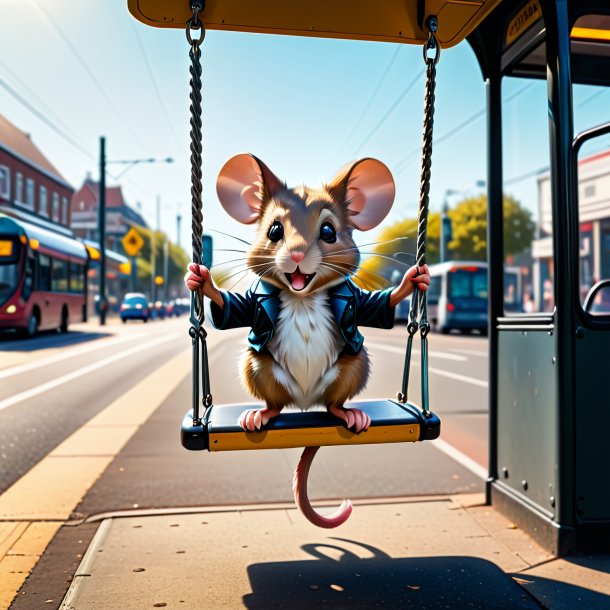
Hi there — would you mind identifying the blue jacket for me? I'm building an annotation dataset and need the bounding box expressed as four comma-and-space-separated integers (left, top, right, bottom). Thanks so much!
210, 277, 395, 354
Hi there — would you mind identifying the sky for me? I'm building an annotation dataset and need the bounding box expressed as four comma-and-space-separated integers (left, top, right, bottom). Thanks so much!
1, 0, 608, 273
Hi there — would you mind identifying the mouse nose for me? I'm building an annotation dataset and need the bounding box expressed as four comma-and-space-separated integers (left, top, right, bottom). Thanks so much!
291, 251, 305, 264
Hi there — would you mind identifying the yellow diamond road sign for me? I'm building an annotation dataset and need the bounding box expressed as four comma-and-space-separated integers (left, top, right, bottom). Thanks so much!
122, 227, 144, 257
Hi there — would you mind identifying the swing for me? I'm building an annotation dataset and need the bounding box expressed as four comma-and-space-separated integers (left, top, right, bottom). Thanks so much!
128, 1, 454, 452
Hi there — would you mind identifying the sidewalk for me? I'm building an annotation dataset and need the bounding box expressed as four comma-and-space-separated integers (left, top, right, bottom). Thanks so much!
55, 493, 610, 609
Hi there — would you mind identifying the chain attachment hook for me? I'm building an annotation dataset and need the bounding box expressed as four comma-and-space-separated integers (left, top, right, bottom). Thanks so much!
186, 0, 206, 47
423, 15, 440, 66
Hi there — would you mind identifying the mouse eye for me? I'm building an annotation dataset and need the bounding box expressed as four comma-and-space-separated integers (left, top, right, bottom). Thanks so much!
319, 221, 337, 244
267, 220, 284, 242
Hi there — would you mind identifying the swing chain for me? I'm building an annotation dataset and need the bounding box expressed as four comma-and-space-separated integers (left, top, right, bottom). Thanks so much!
397, 15, 438, 418
187, 0, 212, 424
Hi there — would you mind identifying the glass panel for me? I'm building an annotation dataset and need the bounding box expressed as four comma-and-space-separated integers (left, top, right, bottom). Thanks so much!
38, 254, 51, 291
39, 186, 48, 217
26, 179, 35, 210
447, 267, 487, 310
0, 166, 10, 199
502, 75, 551, 314
69, 263, 85, 294
0, 263, 19, 305
572, 17, 610, 315
52, 193, 60, 222
575, 132, 610, 313
51, 258, 68, 292
23, 254, 34, 300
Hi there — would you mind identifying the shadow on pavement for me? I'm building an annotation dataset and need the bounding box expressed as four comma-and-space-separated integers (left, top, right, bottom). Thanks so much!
243, 538, 541, 609
0, 329, 112, 351
513, 555, 610, 609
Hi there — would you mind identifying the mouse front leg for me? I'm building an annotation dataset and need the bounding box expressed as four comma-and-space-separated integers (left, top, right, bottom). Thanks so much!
238, 348, 291, 431
324, 350, 371, 433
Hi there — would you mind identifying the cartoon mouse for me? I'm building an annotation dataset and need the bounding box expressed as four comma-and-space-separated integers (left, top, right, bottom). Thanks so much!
185, 153, 430, 528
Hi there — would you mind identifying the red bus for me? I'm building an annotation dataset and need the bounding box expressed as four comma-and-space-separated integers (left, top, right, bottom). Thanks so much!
0, 214, 88, 337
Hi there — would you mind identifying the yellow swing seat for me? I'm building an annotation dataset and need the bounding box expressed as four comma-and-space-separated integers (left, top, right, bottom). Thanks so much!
181, 399, 440, 452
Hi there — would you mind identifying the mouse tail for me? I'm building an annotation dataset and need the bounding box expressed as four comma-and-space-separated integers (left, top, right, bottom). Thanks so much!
292, 446, 353, 529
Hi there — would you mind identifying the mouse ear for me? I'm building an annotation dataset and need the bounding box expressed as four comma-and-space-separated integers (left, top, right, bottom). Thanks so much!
327, 158, 395, 231
216, 154, 284, 224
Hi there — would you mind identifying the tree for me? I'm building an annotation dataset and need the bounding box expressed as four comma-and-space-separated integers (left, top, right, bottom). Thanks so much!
356, 195, 535, 287
356, 212, 440, 289
129, 225, 190, 296
447, 195, 534, 260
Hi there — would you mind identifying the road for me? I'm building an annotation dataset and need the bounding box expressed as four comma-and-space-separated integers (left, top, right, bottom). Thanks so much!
0, 316, 490, 607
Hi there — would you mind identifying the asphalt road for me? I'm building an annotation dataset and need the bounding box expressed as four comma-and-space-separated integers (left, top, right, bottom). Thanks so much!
0, 317, 488, 510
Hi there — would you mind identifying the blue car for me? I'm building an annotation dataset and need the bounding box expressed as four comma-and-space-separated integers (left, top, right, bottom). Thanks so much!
120, 293, 150, 323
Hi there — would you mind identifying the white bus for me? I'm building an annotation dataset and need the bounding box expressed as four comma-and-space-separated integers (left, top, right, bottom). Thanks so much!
396, 261, 522, 334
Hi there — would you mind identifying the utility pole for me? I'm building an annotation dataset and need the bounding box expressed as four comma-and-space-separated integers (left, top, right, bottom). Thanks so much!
163, 237, 169, 300
151, 195, 161, 301
176, 213, 182, 248
98, 136, 107, 325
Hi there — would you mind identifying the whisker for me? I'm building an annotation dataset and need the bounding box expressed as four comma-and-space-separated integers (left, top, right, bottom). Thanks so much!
323, 260, 392, 284
320, 262, 387, 291
208, 228, 252, 247
212, 255, 273, 268
359, 252, 416, 266
215, 263, 273, 284
330, 236, 413, 257
251, 266, 276, 294
225, 269, 252, 292
212, 248, 251, 254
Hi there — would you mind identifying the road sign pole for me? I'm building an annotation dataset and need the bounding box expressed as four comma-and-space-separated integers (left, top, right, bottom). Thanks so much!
131, 256, 137, 292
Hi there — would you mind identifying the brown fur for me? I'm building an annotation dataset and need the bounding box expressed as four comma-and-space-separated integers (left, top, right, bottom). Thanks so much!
240, 347, 292, 409
246, 182, 361, 294
213, 155, 396, 529
323, 348, 370, 407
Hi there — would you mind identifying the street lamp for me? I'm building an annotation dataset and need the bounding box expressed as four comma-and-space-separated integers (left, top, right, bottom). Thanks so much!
97, 136, 174, 325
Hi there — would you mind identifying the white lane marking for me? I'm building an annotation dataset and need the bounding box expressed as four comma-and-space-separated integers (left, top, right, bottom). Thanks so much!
450, 348, 488, 358
0, 334, 177, 412
431, 438, 488, 481
428, 367, 488, 388
366, 342, 467, 362
0, 332, 147, 380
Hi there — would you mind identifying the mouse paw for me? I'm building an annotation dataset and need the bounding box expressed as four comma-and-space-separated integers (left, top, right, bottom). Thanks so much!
328, 405, 371, 434
238, 406, 282, 432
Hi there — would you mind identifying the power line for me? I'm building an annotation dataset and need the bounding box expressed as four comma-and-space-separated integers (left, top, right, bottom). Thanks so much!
352, 68, 425, 155
31, 0, 150, 155
0, 77, 95, 162
0, 58, 83, 147
131, 21, 181, 148
335, 45, 403, 155
393, 82, 535, 177
1, 74, 157, 202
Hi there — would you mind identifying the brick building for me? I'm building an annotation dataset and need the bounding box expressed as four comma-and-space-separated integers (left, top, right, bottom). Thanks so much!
0, 114, 73, 234
71, 177, 148, 254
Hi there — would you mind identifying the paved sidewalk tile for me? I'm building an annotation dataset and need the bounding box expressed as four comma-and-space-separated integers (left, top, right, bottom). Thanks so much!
61, 498, 543, 609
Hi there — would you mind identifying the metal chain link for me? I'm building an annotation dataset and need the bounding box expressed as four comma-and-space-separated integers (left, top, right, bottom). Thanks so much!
186, 0, 212, 424
398, 16, 439, 417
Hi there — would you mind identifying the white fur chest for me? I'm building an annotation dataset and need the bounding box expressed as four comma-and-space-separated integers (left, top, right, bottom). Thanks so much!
267, 290, 344, 409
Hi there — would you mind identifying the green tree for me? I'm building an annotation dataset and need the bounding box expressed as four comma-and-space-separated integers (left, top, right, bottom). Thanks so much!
447, 195, 534, 260
356, 212, 440, 289
127, 225, 190, 296
356, 195, 534, 288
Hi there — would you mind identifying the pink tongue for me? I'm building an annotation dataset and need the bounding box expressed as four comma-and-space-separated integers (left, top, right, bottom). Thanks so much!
291, 273, 307, 290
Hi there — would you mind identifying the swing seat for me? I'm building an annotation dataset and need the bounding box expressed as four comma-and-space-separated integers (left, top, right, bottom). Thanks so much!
181, 399, 440, 451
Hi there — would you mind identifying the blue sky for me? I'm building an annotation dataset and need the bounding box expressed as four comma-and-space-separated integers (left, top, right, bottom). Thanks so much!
1, 1, 608, 268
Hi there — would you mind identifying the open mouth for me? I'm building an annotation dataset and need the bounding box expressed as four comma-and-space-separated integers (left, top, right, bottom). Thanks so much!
285, 268, 316, 291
